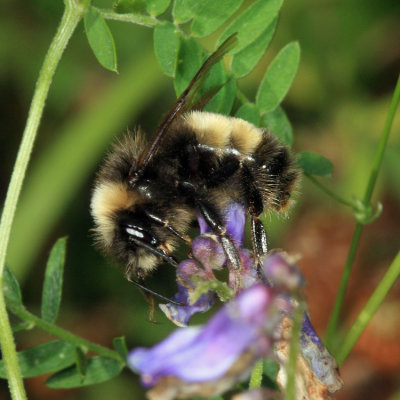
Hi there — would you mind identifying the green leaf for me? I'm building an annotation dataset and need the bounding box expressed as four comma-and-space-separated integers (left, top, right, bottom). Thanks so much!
256, 42, 300, 113
112, 337, 128, 360
262, 358, 279, 390
263, 106, 293, 146
297, 151, 334, 177
174, 37, 203, 97
41, 237, 67, 323
172, 0, 201, 24
235, 103, 261, 126
146, 0, 171, 16
218, 0, 283, 54
3, 265, 23, 313
191, 0, 244, 37
84, 6, 118, 72
210, 78, 236, 115
153, 22, 180, 77
46, 357, 123, 388
231, 18, 277, 78
203, 64, 237, 115
0, 341, 76, 378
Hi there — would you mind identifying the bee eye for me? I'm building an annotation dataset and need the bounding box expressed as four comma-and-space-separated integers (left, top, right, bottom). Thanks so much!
121, 222, 158, 246
126, 227, 144, 239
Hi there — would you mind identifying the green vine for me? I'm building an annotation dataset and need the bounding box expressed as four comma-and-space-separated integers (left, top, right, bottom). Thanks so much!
0, 1, 89, 398
13, 307, 122, 362
325, 74, 400, 349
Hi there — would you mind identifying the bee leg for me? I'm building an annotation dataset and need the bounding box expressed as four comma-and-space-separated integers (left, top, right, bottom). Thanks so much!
129, 237, 179, 268
250, 216, 268, 266
241, 163, 268, 267
144, 211, 192, 245
196, 199, 242, 272
126, 277, 185, 306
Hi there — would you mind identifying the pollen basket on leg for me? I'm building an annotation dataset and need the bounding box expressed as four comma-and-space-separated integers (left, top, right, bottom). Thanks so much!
91, 181, 142, 248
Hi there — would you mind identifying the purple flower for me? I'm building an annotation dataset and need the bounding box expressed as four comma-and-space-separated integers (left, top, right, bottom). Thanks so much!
160, 203, 247, 326
129, 283, 290, 397
262, 251, 305, 291
300, 314, 344, 392
198, 202, 246, 247
159, 284, 216, 328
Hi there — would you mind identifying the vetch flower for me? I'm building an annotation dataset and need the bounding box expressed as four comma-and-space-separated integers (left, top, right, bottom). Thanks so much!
300, 314, 344, 392
160, 203, 249, 326
129, 283, 291, 400
262, 251, 305, 291
153, 201, 343, 397
159, 283, 216, 328
275, 315, 344, 398
198, 202, 246, 247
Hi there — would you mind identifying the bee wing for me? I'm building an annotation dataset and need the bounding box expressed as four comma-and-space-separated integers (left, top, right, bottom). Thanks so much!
131, 34, 238, 181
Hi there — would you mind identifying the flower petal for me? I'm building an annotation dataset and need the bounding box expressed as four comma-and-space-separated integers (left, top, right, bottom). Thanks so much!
160, 284, 215, 327
224, 203, 246, 247
197, 202, 246, 247
262, 252, 305, 291
129, 284, 280, 387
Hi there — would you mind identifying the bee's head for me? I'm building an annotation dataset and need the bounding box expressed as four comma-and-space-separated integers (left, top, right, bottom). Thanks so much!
91, 180, 181, 278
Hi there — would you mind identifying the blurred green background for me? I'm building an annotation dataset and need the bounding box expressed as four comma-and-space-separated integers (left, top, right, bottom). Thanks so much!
1, 0, 400, 399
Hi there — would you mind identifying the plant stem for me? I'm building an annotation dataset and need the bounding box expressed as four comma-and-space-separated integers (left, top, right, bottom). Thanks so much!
0, 287, 26, 400
325, 222, 363, 348
325, 74, 400, 350
285, 303, 303, 400
305, 173, 353, 208
363, 75, 400, 203
14, 307, 123, 362
336, 249, 400, 365
96, 7, 160, 27
0, 1, 87, 398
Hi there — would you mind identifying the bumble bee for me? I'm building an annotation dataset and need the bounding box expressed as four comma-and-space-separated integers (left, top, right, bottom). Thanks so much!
91, 35, 299, 299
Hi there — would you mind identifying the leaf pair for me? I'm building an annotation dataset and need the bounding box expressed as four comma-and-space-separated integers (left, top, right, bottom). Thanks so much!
155, 0, 287, 82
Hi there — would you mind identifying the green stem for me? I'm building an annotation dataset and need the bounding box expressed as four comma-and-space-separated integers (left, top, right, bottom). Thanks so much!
363, 74, 400, 203
0, 287, 26, 400
96, 7, 160, 27
0, 1, 87, 398
325, 74, 400, 350
14, 307, 122, 362
336, 249, 400, 365
285, 303, 303, 400
249, 359, 263, 389
305, 173, 353, 208
325, 222, 363, 348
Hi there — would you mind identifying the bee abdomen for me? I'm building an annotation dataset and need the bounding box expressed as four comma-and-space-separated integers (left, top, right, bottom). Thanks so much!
184, 111, 263, 155
252, 132, 300, 211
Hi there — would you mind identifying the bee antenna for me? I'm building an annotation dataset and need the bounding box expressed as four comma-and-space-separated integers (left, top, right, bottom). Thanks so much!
127, 277, 185, 306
